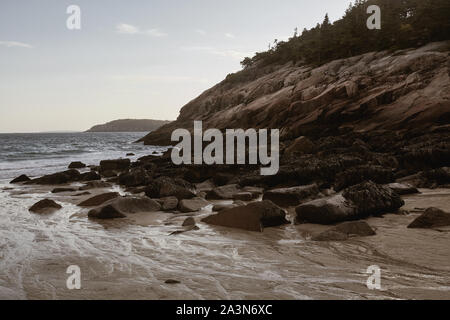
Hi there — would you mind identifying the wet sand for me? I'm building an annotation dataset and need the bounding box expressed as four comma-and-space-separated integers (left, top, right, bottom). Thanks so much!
0, 181, 449, 300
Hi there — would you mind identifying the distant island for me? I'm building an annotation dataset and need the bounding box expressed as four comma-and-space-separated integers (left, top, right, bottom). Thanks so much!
86, 119, 171, 132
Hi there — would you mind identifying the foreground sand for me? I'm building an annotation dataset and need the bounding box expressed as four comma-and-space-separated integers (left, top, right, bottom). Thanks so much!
0, 181, 449, 300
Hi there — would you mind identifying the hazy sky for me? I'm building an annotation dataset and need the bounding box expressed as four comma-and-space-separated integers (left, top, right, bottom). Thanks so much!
0, 0, 351, 133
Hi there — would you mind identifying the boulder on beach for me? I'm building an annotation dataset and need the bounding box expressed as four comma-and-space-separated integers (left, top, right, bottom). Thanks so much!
78, 192, 119, 207
206, 184, 240, 200
79, 171, 101, 181
161, 196, 179, 211
212, 203, 237, 212
79, 181, 112, 190
408, 207, 450, 229
68, 161, 86, 169
88, 196, 161, 219
178, 197, 209, 213
118, 167, 152, 187
29, 199, 62, 214
263, 184, 319, 207
182, 217, 196, 227
10, 174, 31, 184
296, 181, 404, 224
312, 221, 376, 241
202, 200, 289, 232
145, 177, 195, 200
232, 192, 253, 201
387, 183, 419, 195
99, 159, 131, 172
27, 169, 81, 185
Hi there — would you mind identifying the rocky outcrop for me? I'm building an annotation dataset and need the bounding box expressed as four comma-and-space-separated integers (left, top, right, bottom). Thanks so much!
78, 192, 120, 207
145, 177, 195, 200
10, 174, 31, 183
68, 161, 86, 169
88, 196, 161, 219
202, 200, 289, 232
29, 199, 62, 214
408, 207, 450, 229
86, 119, 170, 133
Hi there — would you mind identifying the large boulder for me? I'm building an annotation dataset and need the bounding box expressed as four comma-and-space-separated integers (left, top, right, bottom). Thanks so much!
29, 199, 62, 214
312, 221, 376, 241
408, 207, 450, 229
296, 181, 404, 224
263, 184, 319, 207
387, 183, 419, 195
99, 159, 131, 172
68, 161, 86, 169
88, 196, 161, 219
202, 200, 289, 232
161, 196, 179, 211
79, 171, 101, 181
179, 197, 210, 213
78, 192, 119, 207
206, 184, 240, 200
118, 167, 152, 187
145, 177, 195, 200
27, 169, 81, 185
296, 194, 358, 224
10, 174, 31, 184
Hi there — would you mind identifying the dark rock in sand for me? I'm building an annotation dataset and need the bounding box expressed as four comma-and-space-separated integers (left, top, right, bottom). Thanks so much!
178, 197, 209, 213
78, 192, 119, 207
161, 196, 179, 211
79, 171, 101, 181
263, 184, 320, 207
88, 196, 161, 219
232, 192, 253, 201
387, 183, 419, 195
52, 187, 76, 193
68, 161, 86, 169
126, 153, 135, 156
27, 169, 81, 185
206, 184, 240, 200
29, 199, 62, 214
202, 200, 289, 232
182, 217, 196, 227
212, 203, 237, 212
74, 191, 91, 196
312, 221, 376, 241
118, 167, 152, 187
10, 174, 31, 184
164, 279, 180, 284
408, 207, 450, 229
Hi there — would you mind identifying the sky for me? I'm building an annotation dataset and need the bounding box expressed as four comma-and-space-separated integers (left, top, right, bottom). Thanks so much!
0, 0, 351, 133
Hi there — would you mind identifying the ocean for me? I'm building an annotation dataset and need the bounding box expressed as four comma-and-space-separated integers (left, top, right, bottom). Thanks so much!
0, 132, 167, 180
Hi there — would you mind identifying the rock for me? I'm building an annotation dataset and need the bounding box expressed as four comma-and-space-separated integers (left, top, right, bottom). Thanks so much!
179, 197, 209, 213
342, 181, 405, 217
126, 153, 135, 156
387, 183, 419, 195
99, 159, 131, 172
202, 200, 289, 232
29, 199, 62, 214
79, 171, 101, 181
78, 192, 119, 207
88, 196, 161, 219
232, 192, 253, 201
79, 181, 112, 190
212, 203, 237, 212
51, 187, 76, 193
334, 166, 394, 191
118, 167, 151, 187
312, 230, 350, 241
312, 221, 376, 241
68, 161, 86, 169
10, 174, 31, 183
74, 191, 91, 196
296, 194, 358, 224
263, 184, 319, 207
242, 186, 264, 198
408, 207, 450, 229
27, 169, 81, 185
164, 279, 180, 284
206, 184, 240, 200
162, 196, 179, 211
182, 217, 196, 226
145, 177, 195, 200
284, 136, 315, 155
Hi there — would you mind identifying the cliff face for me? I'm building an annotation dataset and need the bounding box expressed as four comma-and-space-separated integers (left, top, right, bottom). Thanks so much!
87, 119, 170, 133
141, 41, 450, 146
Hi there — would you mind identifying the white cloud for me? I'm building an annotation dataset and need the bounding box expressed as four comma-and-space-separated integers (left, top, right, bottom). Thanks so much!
116, 23, 167, 37
181, 46, 251, 60
0, 41, 33, 48
225, 33, 236, 39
